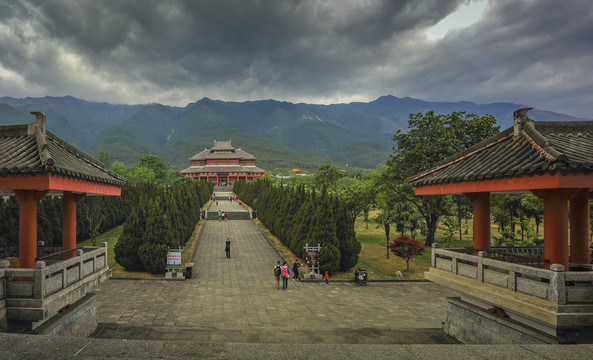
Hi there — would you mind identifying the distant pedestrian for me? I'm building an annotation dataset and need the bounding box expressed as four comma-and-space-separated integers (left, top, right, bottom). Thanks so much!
324, 271, 329, 284
225, 238, 231, 258
292, 259, 301, 281
354, 269, 360, 284
218, 210, 221, 221
274, 261, 281, 289
225, 212, 228, 221
281, 261, 290, 289
216, 200, 219, 206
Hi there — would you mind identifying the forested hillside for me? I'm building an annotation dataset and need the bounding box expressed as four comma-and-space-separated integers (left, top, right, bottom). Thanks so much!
1, 95, 585, 172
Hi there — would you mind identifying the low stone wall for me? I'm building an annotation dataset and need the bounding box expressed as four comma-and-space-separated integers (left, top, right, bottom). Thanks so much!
206, 211, 251, 220
33, 293, 97, 337
444, 297, 556, 344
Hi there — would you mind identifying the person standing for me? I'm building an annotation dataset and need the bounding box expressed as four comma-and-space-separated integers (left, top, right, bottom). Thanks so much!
225, 238, 231, 259
218, 209, 221, 221
292, 259, 301, 281
274, 261, 281, 289
324, 271, 329, 284
281, 261, 290, 289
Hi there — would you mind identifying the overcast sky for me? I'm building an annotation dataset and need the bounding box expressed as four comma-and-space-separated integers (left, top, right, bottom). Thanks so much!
1, 0, 592, 117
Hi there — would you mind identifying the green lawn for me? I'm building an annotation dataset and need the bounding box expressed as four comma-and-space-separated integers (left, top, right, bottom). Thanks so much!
344, 210, 476, 280
79, 226, 123, 269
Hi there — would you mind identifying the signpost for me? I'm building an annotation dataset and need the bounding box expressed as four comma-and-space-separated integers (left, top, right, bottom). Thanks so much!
304, 243, 322, 278
166, 247, 183, 278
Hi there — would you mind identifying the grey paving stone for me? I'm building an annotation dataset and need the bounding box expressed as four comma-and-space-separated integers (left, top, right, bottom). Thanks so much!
522, 344, 593, 359
281, 344, 353, 360
343, 344, 419, 360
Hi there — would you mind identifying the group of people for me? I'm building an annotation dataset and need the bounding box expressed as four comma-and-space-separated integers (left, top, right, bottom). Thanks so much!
273, 259, 330, 289
274, 260, 301, 289
217, 209, 228, 221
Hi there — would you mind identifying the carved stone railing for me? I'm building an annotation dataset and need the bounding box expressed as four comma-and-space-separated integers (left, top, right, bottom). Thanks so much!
431, 245, 593, 305
0, 243, 110, 322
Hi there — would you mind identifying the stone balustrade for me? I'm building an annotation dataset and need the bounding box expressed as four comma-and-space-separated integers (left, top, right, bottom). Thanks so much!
431, 245, 593, 305
0, 243, 110, 324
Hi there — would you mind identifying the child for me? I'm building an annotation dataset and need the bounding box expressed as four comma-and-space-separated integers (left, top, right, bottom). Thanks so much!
324, 271, 329, 284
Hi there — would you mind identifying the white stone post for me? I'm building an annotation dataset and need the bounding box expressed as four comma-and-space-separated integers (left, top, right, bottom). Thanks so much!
33, 261, 46, 299
477, 251, 487, 282
549, 264, 567, 304
431, 243, 439, 268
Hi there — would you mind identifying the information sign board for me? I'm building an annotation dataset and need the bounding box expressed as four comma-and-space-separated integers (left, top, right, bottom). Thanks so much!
167, 250, 182, 266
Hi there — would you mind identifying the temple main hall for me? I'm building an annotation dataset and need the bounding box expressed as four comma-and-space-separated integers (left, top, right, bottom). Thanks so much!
180, 140, 266, 185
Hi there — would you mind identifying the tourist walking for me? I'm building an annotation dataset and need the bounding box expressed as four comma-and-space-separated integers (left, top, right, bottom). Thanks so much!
281, 261, 290, 289
225, 238, 231, 258
292, 259, 301, 281
274, 261, 281, 289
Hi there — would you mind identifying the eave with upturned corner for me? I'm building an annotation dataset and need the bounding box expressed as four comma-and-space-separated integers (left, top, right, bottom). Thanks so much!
408, 108, 593, 342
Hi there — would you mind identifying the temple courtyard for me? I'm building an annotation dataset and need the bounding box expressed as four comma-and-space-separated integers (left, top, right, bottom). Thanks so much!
1, 197, 593, 358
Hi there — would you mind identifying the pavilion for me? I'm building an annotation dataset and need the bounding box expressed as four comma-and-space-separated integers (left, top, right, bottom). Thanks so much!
0, 112, 125, 268
0, 112, 125, 334
408, 108, 593, 344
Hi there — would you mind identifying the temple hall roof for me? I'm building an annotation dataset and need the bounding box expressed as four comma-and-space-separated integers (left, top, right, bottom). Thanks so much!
189, 140, 257, 161
408, 108, 593, 188
0, 112, 126, 190
180, 165, 267, 175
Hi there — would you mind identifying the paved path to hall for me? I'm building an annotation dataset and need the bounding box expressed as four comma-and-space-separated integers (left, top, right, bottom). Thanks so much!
91, 197, 459, 344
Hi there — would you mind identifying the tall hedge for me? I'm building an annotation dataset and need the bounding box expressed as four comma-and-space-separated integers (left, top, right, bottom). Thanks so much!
114, 179, 212, 273
234, 179, 360, 274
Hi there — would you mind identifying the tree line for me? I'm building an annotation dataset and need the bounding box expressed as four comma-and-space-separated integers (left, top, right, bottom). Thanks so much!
114, 179, 212, 273
233, 179, 360, 275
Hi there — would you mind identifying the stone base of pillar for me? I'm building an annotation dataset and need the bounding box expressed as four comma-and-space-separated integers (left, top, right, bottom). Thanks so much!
444, 297, 593, 344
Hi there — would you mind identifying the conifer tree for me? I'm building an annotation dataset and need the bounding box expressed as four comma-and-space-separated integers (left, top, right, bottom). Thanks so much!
114, 206, 147, 271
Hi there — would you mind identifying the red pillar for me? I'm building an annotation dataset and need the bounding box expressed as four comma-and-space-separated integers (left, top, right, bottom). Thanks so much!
14, 190, 48, 268
62, 192, 86, 260
532, 189, 574, 269
464, 192, 491, 253
570, 189, 590, 265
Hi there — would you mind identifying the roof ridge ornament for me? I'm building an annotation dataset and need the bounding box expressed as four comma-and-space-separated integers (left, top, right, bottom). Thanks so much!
29, 112, 54, 170
31, 111, 46, 136
513, 107, 534, 137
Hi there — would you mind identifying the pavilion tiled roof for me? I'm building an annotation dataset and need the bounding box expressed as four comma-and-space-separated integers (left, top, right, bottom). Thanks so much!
0, 112, 126, 187
408, 108, 593, 188
180, 165, 267, 174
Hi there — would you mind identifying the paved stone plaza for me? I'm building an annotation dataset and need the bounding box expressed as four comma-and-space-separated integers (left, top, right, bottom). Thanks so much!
91, 197, 459, 344
2, 196, 593, 358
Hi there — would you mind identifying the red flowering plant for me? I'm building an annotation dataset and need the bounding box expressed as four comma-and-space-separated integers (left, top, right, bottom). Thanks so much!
388, 233, 426, 271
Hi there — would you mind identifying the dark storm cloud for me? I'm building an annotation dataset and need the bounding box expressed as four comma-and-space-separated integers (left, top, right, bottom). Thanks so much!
0, 0, 591, 117
392, 0, 593, 117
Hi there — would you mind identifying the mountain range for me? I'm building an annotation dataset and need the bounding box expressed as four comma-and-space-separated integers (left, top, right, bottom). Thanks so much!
0, 95, 587, 173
